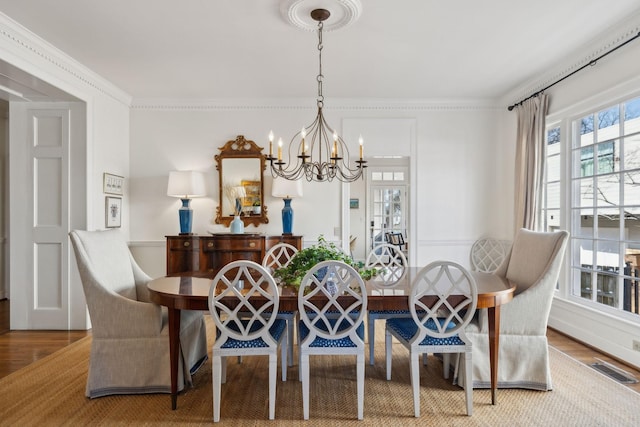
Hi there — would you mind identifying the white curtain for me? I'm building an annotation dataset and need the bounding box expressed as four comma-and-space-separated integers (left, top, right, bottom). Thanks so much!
514, 94, 549, 231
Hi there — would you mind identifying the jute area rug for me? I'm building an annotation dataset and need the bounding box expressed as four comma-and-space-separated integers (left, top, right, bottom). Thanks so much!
1, 317, 639, 427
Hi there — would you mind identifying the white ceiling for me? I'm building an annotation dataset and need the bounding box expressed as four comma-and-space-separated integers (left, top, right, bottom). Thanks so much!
1, 0, 640, 102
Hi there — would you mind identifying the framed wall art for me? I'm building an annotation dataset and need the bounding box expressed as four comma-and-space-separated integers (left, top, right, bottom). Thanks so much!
103, 173, 124, 195
105, 196, 122, 228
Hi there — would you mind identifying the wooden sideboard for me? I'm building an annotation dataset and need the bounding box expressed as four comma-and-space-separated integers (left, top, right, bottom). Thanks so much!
166, 234, 303, 277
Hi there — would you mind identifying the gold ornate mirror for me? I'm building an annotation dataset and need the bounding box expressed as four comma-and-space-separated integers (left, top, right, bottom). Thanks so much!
215, 135, 268, 227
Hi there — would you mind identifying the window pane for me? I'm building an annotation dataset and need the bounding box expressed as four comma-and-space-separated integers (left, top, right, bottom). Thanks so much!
579, 115, 594, 146
623, 245, 640, 314
624, 208, 640, 237
573, 238, 594, 299
596, 174, 619, 206
596, 141, 617, 174
546, 182, 560, 209
371, 172, 382, 181
597, 106, 620, 140
382, 172, 393, 181
394, 172, 404, 181
573, 208, 593, 238
545, 208, 560, 230
579, 146, 594, 177
547, 154, 560, 182
547, 127, 560, 144
624, 97, 640, 134
623, 171, 640, 206
596, 272, 618, 307
576, 177, 594, 207
623, 134, 640, 170
596, 208, 620, 240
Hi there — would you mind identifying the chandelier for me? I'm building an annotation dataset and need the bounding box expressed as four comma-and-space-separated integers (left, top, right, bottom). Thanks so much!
266, 8, 367, 182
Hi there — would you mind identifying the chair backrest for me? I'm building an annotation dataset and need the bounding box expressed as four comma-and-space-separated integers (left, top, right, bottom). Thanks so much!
298, 260, 367, 343
262, 243, 298, 273
365, 243, 407, 286
470, 237, 506, 273
69, 229, 137, 300
501, 228, 569, 294
409, 261, 477, 340
209, 260, 280, 346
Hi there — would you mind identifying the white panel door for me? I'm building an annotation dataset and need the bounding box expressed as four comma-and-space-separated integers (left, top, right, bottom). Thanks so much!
10, 104, 71, 329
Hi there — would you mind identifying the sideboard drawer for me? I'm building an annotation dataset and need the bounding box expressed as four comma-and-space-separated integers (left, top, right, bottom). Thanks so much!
165, 235, 200, 276
201, 235, 262, 252
167, 237, 200, 251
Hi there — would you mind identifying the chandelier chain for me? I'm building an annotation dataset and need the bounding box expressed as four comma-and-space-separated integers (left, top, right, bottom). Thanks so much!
317, 20, 324, 108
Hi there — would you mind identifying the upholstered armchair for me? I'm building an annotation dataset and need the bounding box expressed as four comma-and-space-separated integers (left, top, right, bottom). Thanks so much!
459, 228, 569, 390
69, 229, 208, 398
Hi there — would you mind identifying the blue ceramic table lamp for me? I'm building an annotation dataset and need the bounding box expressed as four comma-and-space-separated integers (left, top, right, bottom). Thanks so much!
271, 178, 303, 235
167, 170, 206, 235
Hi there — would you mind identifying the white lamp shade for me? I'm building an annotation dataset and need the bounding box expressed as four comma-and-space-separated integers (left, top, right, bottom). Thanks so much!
167, 171, 206, 198
272, 178, 303, 199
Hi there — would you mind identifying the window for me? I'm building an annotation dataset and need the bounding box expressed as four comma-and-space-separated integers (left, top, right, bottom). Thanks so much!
369, 168, 408, 251
542, 125, 561, 232
565, 96, 640, 317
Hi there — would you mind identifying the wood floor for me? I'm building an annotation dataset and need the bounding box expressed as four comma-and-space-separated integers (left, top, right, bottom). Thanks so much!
1, 298, 639, 393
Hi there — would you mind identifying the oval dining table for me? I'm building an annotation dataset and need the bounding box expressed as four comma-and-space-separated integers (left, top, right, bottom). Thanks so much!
147, 268, 515, 410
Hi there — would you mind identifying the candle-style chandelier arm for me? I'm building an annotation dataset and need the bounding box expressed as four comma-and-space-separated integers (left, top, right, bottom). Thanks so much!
266, 8, 367, 183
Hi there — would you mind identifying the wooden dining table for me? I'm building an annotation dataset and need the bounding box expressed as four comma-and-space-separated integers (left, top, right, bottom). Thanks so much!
147, 268, 515, 410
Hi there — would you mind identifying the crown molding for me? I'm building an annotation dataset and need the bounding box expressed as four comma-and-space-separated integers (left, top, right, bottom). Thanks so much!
503, 11, 640, 107
0, 12, 132, 106
130, 97, 502, 112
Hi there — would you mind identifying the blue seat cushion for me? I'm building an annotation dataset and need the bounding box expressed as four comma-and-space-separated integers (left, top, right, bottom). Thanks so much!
216, 318, 287, 349
299, 318, 365, 348
386, 317, 464, 346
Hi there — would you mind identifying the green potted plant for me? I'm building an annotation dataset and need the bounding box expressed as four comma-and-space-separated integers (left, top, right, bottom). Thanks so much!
273, 235, 376, 289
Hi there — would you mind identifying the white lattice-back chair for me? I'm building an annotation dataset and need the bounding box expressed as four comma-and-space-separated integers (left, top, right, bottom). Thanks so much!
385, 261, 477, 417
262, 242, 299, 367
298, 260, 368, 420
263, 243, 299, 272
470, 237, 506, 273
364, 243, 408, 365
209, 260, 287, 422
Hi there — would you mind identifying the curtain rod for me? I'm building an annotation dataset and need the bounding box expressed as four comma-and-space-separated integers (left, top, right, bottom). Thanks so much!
507, 31, 640, 111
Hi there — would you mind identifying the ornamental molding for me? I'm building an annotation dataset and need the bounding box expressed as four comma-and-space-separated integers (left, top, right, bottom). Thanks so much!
280, 0, 362, 32
506, 17, 640, 107
130, 98, 501, 112
0, 14, 131, 105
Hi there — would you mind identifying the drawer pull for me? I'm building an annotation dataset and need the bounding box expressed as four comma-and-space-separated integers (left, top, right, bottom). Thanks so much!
208, 242, 214, 248
249, 242, 256, 248
183, 241, 190, 247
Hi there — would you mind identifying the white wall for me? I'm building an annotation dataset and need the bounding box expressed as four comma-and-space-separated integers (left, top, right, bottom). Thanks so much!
129, 100, 510, 275
0, 101, 6, 300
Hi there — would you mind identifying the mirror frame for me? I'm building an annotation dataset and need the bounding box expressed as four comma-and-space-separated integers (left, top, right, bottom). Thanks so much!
214, 135, 269, 227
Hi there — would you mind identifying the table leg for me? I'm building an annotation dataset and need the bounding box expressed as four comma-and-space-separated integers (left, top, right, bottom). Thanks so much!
168, 307, 181, 410
487, 305, 501, 405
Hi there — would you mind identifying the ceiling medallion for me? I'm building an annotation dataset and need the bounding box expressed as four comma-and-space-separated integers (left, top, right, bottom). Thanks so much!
280, 0, 362, 32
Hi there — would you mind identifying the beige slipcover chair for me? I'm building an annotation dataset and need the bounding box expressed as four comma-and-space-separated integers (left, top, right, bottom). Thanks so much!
459, 228, 569, 390
69, 229, 208, 398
